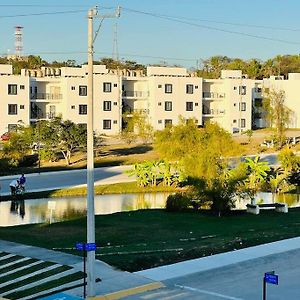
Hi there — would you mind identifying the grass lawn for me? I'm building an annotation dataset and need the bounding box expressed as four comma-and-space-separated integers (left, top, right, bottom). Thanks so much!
0, 208, 299, 272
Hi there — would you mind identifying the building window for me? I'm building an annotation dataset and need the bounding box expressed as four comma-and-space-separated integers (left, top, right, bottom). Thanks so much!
158, 102, 162, 106
234, 86, 237, 90
103, 101, 112, 111
8, 124, 17, 131
195, 85, 198, 89
233, 119, 237, 123
20, 85, 25, 90
20, 105, 25, 109
165, 101, 172, 111
114, 83, 118, 87
239, 86, 246, 95
234, 103, 237, 107
71, 86, 75, 90
194, 119, 198, 124
71, 105, 75, 109
164, 119, 172, 127
103, 82, 112, 93
158, 120, 162, 124
8, 104, 18, 115
8, 84, 17, 95
240, 102, 246, 111
79, 104, 87, 115
186, 84, 194, 94
113, 102, 118, 106
113, 120, 118, 124
186, 102, 193, 111
158, 84, 162, 88
79, 85, 87, 96
241, 119, 246, 128
195, 103, 199, 106
34, 86, 37, 94
165, 84, 172, 94
103, 119, 111, 129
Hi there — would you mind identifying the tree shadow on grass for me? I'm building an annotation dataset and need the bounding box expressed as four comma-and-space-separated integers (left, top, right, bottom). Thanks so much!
108, 145, 153, 156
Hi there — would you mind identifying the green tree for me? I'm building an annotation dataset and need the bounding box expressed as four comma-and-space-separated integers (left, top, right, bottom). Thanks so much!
262, 89, 292, 148
278, 148, 300, 172
35, 117, 87, 165
241, 156, 270, 205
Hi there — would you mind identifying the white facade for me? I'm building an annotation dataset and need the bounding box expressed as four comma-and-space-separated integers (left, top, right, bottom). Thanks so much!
2, 63, 300, 138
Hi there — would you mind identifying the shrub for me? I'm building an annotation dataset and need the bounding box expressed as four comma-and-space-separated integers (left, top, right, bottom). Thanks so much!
165, 193, 191, 212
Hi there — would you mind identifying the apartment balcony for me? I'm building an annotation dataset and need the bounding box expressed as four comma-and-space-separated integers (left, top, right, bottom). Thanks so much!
30, 93, 63, 101
202, 109, 226, 117
124, 108, 150, 117
30, 112, 56, 120
203, 92, 225, 100
122, 90, 149, 98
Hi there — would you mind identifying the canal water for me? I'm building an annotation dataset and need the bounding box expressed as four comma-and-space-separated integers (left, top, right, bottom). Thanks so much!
0, 192, 299, 227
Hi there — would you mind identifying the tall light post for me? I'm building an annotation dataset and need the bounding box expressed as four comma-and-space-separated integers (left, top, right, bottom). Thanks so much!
86, 6, 120, 297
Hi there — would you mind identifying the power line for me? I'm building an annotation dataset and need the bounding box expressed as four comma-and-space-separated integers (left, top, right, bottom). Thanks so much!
0, 10, 86, 18
122, 7, 300, 45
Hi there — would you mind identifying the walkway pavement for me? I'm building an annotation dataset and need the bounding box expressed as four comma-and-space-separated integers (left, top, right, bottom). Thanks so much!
0, 237, 299, 299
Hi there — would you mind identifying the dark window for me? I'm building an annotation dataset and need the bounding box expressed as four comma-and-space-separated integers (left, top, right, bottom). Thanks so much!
165, 84, 172, 94
20, 105, 25, 109
195, 103, 199, 106
239, 86, 246, 95
113, 120, 118, 124
195, 85, 198, 89
234, 103, 237, 107
103, 119, 111, 129
103, 82, 112, 93
8, 84, 17, 95
241, 119, 246, 128
186, 102, 193, 111
186, 84, 194, 94
71, 86, 75, 90
158, 84, 162, 88
164, 119, 172, 127
34, 87, 37, 94
103, 101, 111, 111
165, 101, 172, 111
158, 120, 162, 124
8, 124, 17, 131
78, 123, 87, 130
233, 119, 237, 123
234, 86, 237, 90
158, 102, 162, 106
79, 104, 87, 115
71, 105, 75, 109
8, 104, 17, 115
114, 83, 118, 87
240, 102, 246, 111
20, 85, 25, 90
255, 98, 263, 107
30, 87, 32, 94
113, 102, 118, 106
79, 85, 87, 96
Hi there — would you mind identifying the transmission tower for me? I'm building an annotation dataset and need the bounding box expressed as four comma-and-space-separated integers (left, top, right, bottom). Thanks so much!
15, 26, 23, 58
112, 22, 119, 61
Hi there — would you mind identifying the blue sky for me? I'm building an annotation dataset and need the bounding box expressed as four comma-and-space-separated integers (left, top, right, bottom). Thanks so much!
1, 0, 300, 68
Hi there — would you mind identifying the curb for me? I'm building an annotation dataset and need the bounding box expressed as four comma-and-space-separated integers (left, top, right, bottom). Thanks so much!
91, 282, 164, 300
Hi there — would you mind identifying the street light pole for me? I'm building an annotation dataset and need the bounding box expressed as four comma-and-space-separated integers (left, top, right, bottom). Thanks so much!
87, 7, 96, 297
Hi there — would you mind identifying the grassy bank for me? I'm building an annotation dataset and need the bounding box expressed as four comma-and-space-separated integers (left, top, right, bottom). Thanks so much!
0, 181, 179, 202
0, 208, 299, 272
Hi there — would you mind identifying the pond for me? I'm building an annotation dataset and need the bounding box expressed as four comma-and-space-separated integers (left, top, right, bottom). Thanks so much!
0, 191, 299, 227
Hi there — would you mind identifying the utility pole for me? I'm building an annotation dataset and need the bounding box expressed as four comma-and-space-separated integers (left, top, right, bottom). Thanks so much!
86, 6, 120, 298
87, 7, 96, 297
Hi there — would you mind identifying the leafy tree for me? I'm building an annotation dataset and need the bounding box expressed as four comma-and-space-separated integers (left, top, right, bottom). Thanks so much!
262, 89, 292, 148
241, 156, 270, 205
278, 148, 300, 172
242, 129, 253, 144
35, 117, 87, 165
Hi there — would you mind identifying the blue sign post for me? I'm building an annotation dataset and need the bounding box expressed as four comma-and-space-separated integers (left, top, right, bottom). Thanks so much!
75, 242, 97, 298
263, 271, 279, 300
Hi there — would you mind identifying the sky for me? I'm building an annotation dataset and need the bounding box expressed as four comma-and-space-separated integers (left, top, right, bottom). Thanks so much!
1, 0, 300, 68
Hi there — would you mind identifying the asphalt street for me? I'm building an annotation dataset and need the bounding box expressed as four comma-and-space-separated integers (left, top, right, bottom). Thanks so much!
0, 165, 133, 196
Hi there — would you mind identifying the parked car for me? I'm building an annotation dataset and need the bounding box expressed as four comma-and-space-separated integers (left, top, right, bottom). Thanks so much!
0, 132, 11, 141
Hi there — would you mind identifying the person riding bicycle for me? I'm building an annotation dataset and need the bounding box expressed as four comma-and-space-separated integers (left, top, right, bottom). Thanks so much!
19, 173, 26, 192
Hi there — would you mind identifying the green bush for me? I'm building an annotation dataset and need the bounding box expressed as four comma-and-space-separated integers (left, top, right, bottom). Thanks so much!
165, 193, 191, 212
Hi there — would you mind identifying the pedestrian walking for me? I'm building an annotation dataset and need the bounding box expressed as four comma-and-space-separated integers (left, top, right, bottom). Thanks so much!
9, 179, 19, 196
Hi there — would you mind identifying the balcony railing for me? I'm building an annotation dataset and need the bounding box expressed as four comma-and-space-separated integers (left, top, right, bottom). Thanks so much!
203, 92, 225, 99
202, 109, 226, 116
30, 112, 56, 119
122, 91, 149, 98
30, 93, 63, 100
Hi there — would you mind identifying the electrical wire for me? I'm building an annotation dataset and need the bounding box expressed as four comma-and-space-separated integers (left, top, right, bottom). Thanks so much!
122, 7, 300, 45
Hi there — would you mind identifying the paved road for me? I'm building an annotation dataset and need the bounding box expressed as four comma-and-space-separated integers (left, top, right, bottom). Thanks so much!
0, 165, 133, 196
131, 238, 300, 299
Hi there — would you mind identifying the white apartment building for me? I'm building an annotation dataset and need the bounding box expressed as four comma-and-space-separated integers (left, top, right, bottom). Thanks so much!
203, 70, 255, 133
0, 65, 30, 134
2, 63, 300, 138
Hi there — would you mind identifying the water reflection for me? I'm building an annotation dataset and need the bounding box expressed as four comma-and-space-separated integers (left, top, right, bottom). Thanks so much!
1, 191, 299, 227
0, 193, 169, 227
